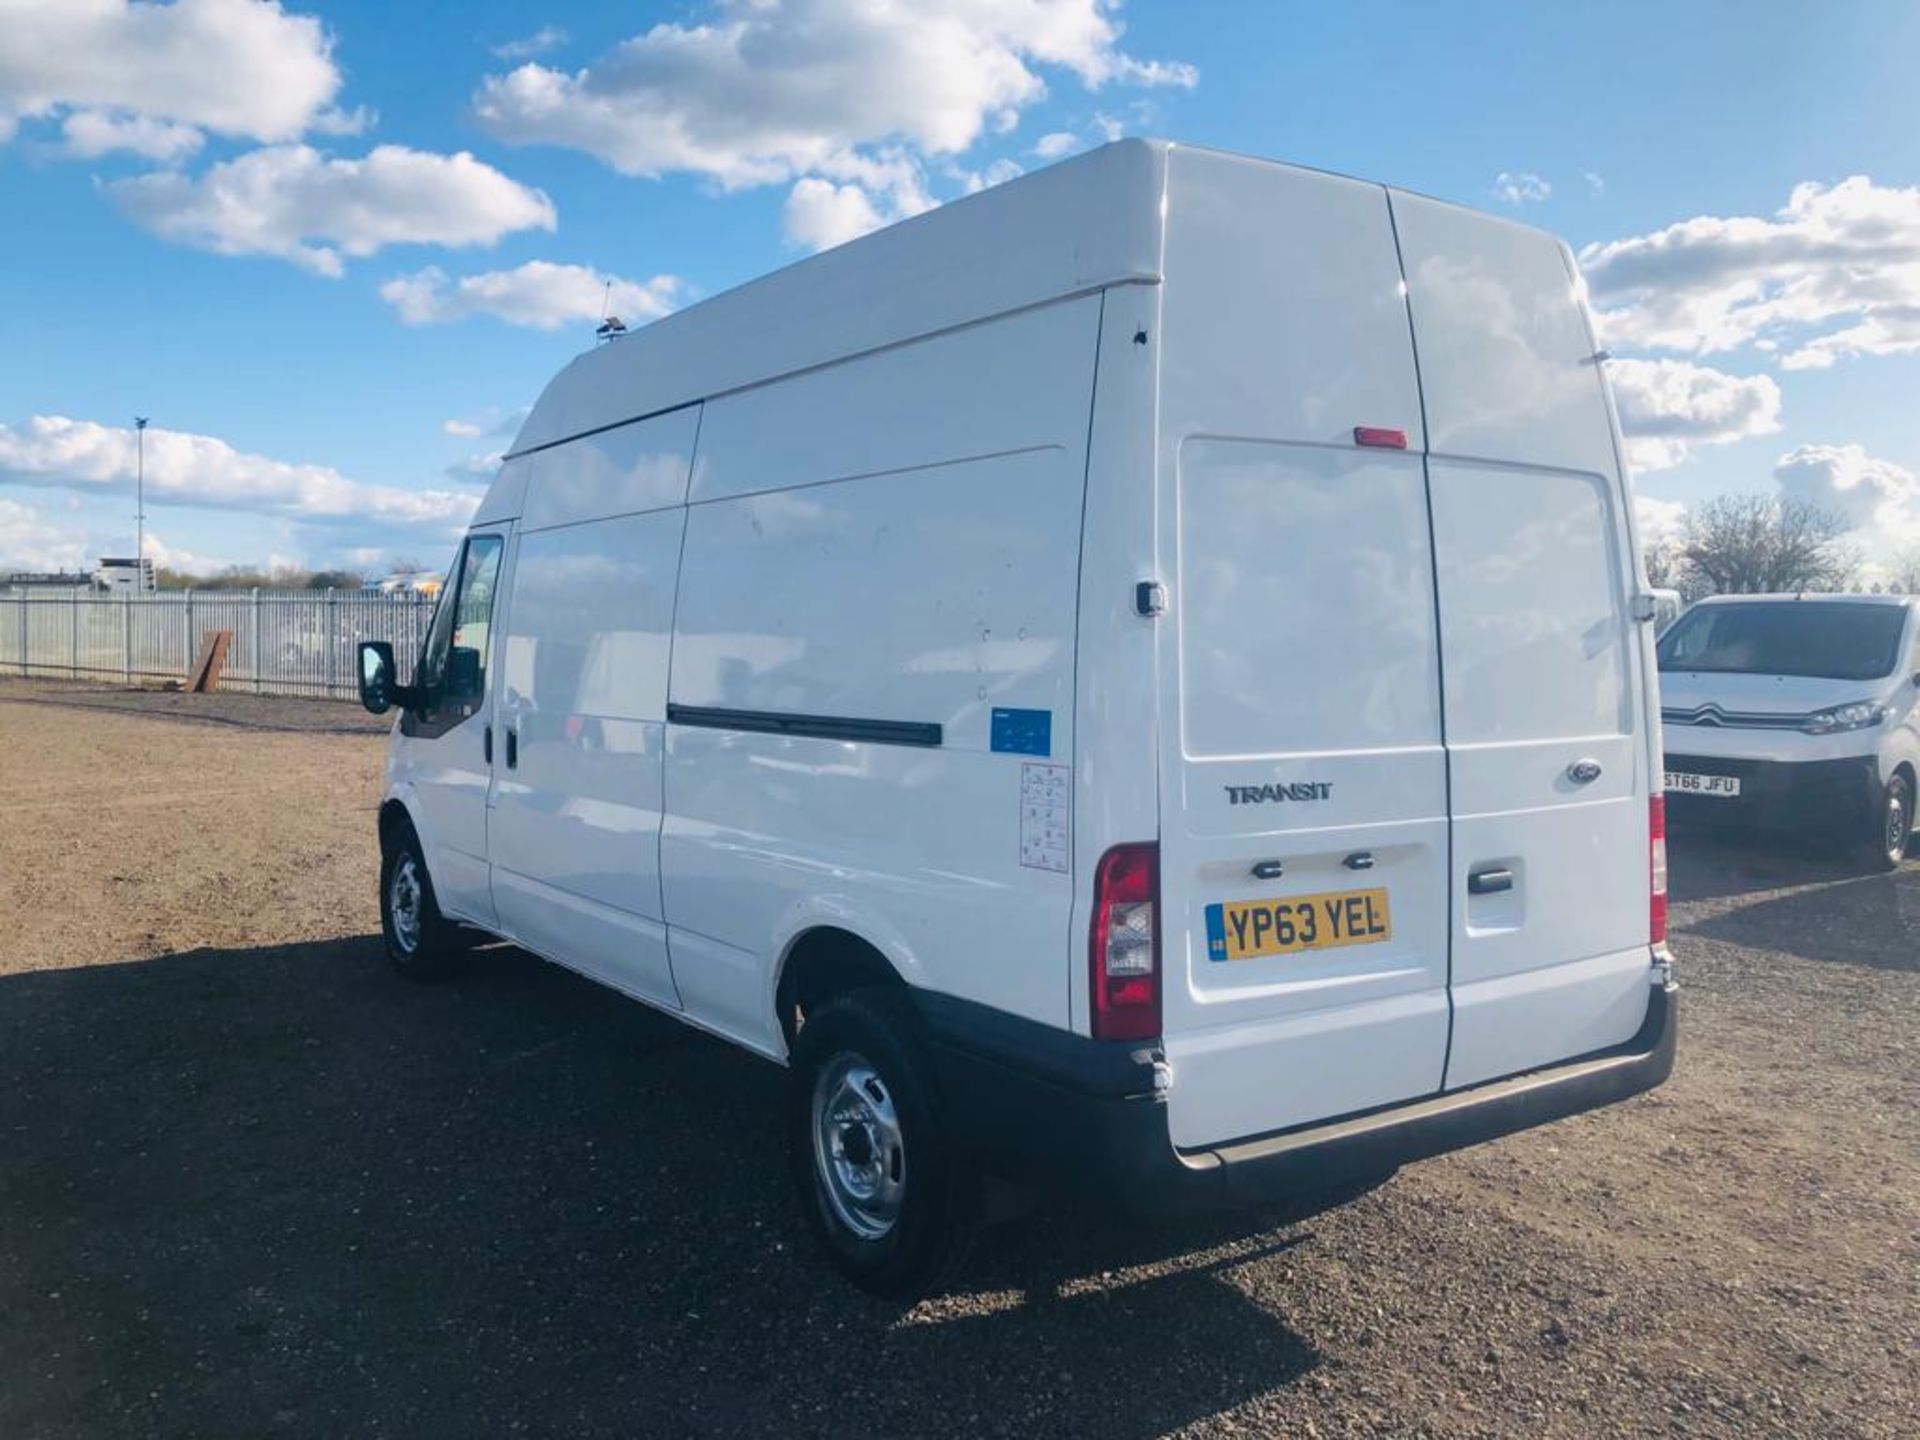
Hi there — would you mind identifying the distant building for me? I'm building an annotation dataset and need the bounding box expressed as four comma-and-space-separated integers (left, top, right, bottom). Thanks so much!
1, 570, 92, 594
94, 557, 155, 593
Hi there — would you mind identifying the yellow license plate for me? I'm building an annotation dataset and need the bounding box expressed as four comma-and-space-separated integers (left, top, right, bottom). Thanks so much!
1205, 887, 1392, 962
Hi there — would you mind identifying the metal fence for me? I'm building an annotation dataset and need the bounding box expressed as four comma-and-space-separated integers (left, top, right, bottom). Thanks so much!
0, 588, 437, 701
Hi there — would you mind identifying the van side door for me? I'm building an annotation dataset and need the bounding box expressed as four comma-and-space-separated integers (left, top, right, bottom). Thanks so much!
397, 526, 509, 928
481, 406, 699, 1010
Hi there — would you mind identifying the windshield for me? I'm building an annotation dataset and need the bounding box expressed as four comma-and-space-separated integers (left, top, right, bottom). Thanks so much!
1657, 602, 1906, 681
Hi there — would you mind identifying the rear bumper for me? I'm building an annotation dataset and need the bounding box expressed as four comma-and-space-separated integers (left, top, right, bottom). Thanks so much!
1664, 751, 1879, 828
917, 981, 1677, 1214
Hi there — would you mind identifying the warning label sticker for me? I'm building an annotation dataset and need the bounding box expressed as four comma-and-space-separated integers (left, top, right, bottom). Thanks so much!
1019, 762, 1070, 873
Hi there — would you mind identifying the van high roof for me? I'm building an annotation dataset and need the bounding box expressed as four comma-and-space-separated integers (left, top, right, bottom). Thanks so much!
504, 139, 1556, 462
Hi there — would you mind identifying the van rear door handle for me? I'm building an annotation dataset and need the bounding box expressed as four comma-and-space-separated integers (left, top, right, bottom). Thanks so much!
1468, 867, 1513, 895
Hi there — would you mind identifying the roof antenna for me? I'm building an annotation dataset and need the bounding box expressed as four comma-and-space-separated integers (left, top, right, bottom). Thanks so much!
594, 280, 627, 343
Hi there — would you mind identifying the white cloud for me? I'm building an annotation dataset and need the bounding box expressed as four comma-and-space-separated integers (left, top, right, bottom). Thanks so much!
1607, 357, 1783, 473
60, 108, 203, 161
0, 497, 88, 571
140, 531, 232, 576
1493, 171, 1551, 205
381, 261, 684, 330
442, 408, 528, 440
1033, 130, 1081, 160
1773, 443, 1920, 546
1634, 494, 1687, 549
0, 415, 479, 532
0, 0, 347, 150
1584, 170, 1605, 197
1580, 176, 1920, 369
952, 156, 1024, 195
782, 177, 889, 251
110, 144, 556, 275
472, 1, 1192, 214
447, 451, 505, 481
491, 25, 567, 60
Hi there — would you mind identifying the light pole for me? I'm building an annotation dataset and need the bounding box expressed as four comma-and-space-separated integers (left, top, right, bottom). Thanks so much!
134, 416, 148, 589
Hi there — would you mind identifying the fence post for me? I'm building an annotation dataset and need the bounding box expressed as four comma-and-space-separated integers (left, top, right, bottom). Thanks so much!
250, 588, 262, 694
70, 586, 79, 679
325, 586, 337, 699
14, 596, 24, 677
183, 589, 194, 677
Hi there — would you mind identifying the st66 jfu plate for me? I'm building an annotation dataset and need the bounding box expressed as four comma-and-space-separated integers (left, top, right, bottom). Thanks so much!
1205, 887, 1391, 962
1665, 770, 1740, 797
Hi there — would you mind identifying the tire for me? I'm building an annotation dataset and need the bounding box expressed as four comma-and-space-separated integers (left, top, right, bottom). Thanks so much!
379, 824, 469, 979
1864, 770, 1913, 872
787, 991, 973, 1298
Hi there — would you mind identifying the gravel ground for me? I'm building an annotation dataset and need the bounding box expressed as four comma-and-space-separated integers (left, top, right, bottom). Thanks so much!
1, 681, 1915, 1438
0, 678, 393, 735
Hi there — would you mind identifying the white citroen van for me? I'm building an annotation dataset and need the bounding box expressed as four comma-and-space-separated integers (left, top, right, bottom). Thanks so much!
357, 141, 1676, 1295
1658, 593, 1920, 868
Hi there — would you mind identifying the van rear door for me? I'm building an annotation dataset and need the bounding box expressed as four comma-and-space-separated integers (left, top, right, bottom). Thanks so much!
1153, 150, 1452, 1150
1390, 191, 1655, 1090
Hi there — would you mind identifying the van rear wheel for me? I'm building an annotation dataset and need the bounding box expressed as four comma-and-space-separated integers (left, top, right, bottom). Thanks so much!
380, 826, 469, 979
788, 991, 972, 1297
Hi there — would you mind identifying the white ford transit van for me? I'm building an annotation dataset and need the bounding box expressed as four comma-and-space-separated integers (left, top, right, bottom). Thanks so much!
1658, 593, 1920, 868
357, 140, 1676, 1295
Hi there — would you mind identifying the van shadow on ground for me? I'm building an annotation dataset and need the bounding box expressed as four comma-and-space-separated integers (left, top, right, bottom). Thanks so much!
2, 939, 1337, 1439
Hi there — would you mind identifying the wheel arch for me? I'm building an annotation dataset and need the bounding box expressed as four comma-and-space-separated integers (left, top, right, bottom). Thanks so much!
772, 923, 911, 1052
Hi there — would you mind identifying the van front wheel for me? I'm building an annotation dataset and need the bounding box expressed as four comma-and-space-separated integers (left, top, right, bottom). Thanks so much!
1866, 771, 1913, 872
788, 992, 971, 1297
379, 827, 468, 979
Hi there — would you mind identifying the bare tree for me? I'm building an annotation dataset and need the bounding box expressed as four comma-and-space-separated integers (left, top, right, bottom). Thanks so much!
1885, 548, 1920, 596
1678, 493, 1856, 597
1641, 537, 1684, 591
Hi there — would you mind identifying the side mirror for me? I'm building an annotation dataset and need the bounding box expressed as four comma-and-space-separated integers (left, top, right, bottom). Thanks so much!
446, 644, 483, 700
358, 641, 399, 714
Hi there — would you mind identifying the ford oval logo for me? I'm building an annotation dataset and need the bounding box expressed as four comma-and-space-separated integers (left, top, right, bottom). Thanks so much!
1567, 758, 1603, 785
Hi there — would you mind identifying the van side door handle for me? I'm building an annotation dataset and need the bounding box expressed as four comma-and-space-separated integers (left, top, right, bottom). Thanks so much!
483, 724, 492, 765
505, 727, 518, 769
1468, 867, 1513, 895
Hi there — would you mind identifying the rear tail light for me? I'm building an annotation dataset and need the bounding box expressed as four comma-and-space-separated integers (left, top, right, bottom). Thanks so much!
1649, 794, 1669, 947
1090, 842, 1159, 1041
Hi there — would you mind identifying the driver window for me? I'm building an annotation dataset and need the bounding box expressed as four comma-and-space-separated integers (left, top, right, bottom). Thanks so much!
415, 554, 461, 692
416, 534, 504, 712
451, 536, 503, 694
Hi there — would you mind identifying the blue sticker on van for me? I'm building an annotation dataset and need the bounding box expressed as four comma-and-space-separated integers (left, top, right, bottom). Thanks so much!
990, 707, 1051, 756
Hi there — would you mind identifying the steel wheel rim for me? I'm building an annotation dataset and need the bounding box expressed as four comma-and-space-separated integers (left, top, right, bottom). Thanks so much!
810, 1052, 906, 1241
1889, 784, 1909, 863
390, 854, 423, 954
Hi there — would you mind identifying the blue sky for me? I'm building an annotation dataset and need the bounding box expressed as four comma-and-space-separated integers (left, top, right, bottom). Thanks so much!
3, 0, 1918, 578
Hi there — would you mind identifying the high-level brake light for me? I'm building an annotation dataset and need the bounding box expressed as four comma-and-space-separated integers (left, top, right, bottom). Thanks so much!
1353, 425, 1409, 450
